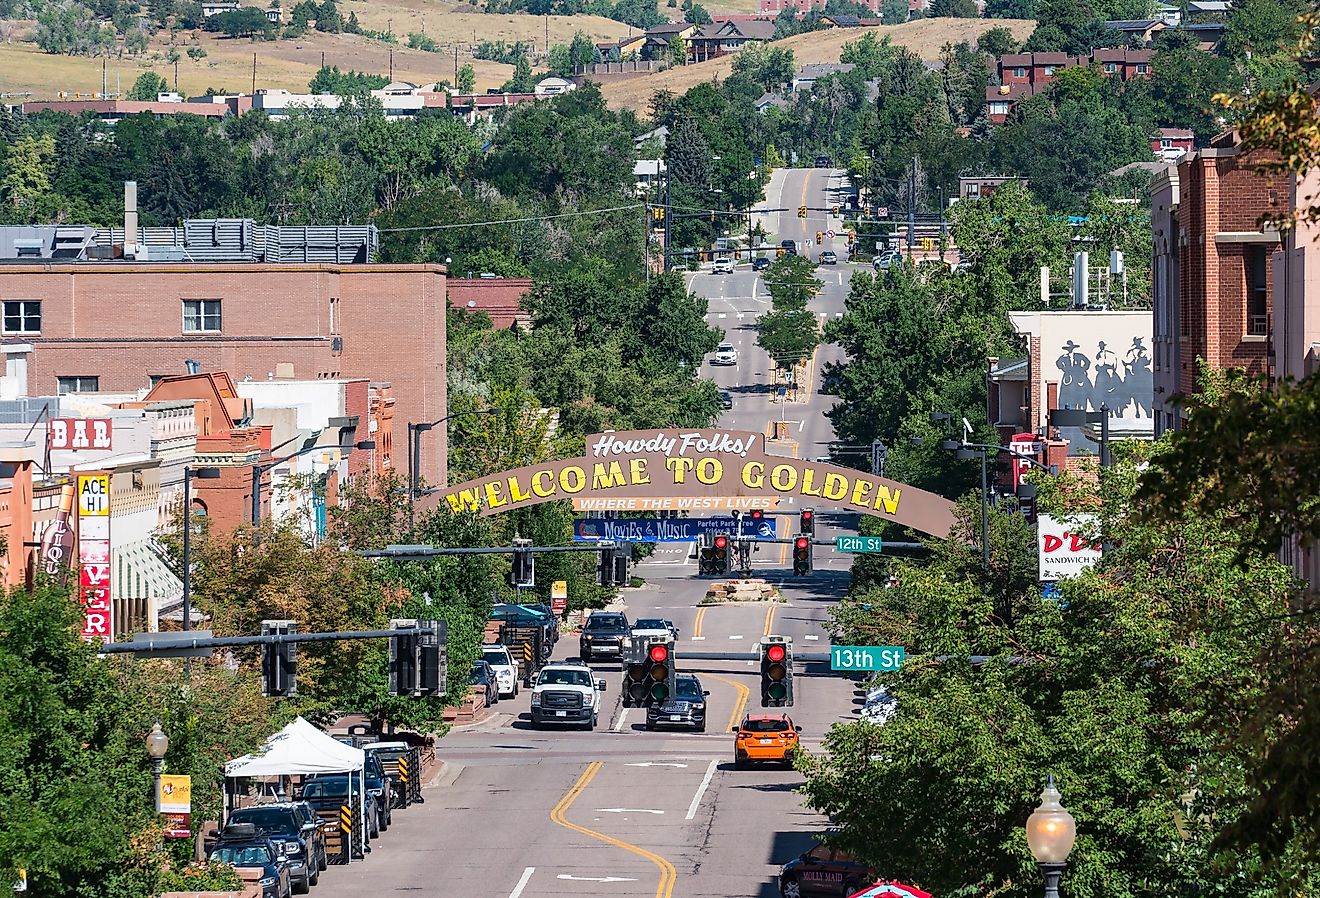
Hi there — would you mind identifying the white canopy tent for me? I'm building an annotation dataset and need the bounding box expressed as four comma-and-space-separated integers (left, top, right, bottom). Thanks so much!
224, 717, 368, 860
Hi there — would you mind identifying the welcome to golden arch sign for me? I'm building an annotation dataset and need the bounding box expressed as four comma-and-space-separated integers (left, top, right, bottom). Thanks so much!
437, 429, 957, 539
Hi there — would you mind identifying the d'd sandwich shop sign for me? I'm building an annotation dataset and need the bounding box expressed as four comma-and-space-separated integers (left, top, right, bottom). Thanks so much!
1037, 513, 1102, 582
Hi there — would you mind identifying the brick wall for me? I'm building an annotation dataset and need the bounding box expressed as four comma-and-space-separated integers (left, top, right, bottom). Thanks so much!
0, 262, 448, 486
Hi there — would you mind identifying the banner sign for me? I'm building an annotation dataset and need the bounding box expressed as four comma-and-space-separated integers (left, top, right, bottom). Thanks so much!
77, 473, 112, 642
439, 429, 956, 539
573, 496, 780, 513
1038, 513, 1102, 581
159, 774, 191, 838
49, 418, 113, 451
573, 516, 779, 543
551, 580, 567, 615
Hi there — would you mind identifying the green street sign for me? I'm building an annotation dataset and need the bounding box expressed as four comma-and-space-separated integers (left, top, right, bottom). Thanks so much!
835, 535, 884, 553
830, 645, 904, 671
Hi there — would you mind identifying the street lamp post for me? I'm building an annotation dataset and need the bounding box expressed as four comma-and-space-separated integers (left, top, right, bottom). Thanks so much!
145, 722, 169, 812
942, 439, 990, 572
1048, 406, 1111, 468
181, 465, 221, 632
1026, 774, 1077, 898
407, 408, 502, 531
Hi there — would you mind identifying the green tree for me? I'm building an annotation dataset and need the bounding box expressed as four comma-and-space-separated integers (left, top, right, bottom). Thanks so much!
502, 55, 535, 93
730, 41, 795, 92
1150, 45, 1242, 142
684, 1, 711, 22
126, 70, 169, 100
307, 65, 389, 93
756, 306, 819, 366
457, 63, 476, 92
1221, 0, 1306, 58
880, 0, 908, 24
1, 134, 56, 219
931, 0, 978, 16
977, 25, 1019, 56
202, 6, 274, 37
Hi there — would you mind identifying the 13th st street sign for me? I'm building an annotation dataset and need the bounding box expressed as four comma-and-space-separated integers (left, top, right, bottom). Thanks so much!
830, 645, 905, 671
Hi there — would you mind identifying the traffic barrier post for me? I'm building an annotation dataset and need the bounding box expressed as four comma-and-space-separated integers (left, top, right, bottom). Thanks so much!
339, 804, 352, 864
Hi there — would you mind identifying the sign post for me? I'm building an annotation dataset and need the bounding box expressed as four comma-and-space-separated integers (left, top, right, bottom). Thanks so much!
829, 645, 904, 672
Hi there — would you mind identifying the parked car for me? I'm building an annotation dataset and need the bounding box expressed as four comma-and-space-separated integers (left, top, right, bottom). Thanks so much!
778, 842, 877, 898
631, 617, 680, 641
481, 644, 519, 698
860, 688, 899, 725
519, 603, 559, 647
208, 825, 293, 898
719, 390, 734, 410
752, 256, 771, 271
818, 250, 837, 265
529, 661, 607, 729
712, 257, 735, 274
712, 342, 739, 366
300, 775, 382, 840
646, 673, 709, 732
579, 611, 631, 661
732, 713, 801, 769
470, 659, 498, 707
872, 250, 902, 271
224, 803, 326, 893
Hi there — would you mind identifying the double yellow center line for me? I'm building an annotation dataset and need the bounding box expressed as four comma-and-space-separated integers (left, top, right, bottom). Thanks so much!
551, 762, 677, 898
692, 606, 707, 639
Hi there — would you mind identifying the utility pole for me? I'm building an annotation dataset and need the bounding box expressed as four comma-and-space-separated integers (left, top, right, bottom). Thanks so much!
907, 157, 916, 261
663, 169, 672, 272
389, 49, 393, 80
252, 53, 257, 95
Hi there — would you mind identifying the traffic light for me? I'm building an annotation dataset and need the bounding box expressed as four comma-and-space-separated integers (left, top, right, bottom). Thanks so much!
418, 618, 448, 697
261, 619, 297, 697
714, 534, 730, 575
798, 205, 807, 218
760, 637, 793, 707
800, 508, 815, 535
815, 231, 823, 244
511, 537, 534, 587
612, 551, 629, 586
389, 618, 419, 697
831, 205, 839, 216
598, 544, 616, 587
624, 654, 649, 707
645, 640, 675, 704
749, 509, 765, 526
652, 206, 665, 222
793, 536, 812, 576
698, 546, 716, 575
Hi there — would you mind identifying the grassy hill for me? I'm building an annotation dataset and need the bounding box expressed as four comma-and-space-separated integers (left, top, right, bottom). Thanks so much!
598, 17, 1037, 111
0, 0, 632, 100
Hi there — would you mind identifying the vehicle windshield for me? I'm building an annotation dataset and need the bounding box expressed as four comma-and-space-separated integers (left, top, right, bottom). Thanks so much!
228, 808, 295, 832
211, 846, 272, 867
717, 344, 734, 352
470, 663, 488, 680
633, 619, 667, 630
482, 650, 510, 666
301, 778, 356, 799
675, 678, 703, 700
741, 718, 791, 733
538, 669, 593, 687
585, 616, 626, 630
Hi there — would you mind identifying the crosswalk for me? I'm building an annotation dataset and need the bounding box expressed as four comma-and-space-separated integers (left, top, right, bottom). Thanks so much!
704, 311, 844, 320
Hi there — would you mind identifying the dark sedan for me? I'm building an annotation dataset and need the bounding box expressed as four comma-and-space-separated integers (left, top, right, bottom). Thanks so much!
646, 673, 709, 732
778, 843, 876, 898
719, 391, 733, 410
752, 257, 771, 271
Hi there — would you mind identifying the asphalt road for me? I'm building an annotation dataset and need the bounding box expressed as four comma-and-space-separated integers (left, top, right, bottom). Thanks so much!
314, 169, 871, 898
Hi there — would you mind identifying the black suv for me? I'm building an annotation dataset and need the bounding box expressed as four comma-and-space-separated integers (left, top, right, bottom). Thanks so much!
301, 775, 382, 840
579, 612, 630, 661
225, 803, 326, 893
646, 673, 709, 732
208, 824, 292, 898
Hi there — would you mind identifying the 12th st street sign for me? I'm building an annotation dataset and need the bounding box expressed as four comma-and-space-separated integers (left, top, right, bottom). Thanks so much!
831, 645, 905, 671
836, 535, 884, 553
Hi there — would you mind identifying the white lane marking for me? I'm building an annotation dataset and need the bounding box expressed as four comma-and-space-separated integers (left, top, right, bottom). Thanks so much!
598, 808, 665, 814
691, 636, 706, 641
805, 634, 819, 640
558, 875, 640, 883
509, 867, 535, 898
613, 708, 629, 732
686, 759, 719, 820
626, 761, 689, 768
729, 634, 744, 640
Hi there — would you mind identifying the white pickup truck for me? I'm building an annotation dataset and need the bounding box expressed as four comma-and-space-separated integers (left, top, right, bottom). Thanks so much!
530, 660, 606, 730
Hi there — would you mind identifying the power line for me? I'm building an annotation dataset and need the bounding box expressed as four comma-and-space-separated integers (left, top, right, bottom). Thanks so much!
377, 203, 644, 233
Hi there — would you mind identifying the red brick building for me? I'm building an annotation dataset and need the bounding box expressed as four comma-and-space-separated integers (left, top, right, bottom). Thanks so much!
448, 277, 533, 329
1150, 131, 1279, 435
986, 49, 1154, 122
0, 262, 448, 488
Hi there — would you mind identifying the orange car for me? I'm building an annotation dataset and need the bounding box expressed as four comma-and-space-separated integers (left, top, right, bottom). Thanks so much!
732, 713, 801, 769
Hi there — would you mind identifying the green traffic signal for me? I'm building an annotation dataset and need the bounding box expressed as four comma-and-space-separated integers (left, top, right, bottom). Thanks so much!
767, 682, 787, 700
651, 682, 670, 700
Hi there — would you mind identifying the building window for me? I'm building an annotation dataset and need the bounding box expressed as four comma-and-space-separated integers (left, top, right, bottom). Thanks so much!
1103, 62, 1117, 73
1136, 63, 1149, 74
329, 297, 340, 335
149, 374, 168, 387
1013, 66, 1026, 77
182, 299, 222, 333
57, 376, 99, 394
2, 300, 41, 334
1043, 65, 1056, 75
990, 102, 1010, 116
1247, 246, 1269, 335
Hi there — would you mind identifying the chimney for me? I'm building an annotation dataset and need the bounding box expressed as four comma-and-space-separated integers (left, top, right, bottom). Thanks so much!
124, 181, 139, 258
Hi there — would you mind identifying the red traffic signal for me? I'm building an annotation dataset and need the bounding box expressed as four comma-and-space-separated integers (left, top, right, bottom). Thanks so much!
749, 509, 765, 522
714, 535, 728, 550
649, 644, 669, 663
800, 508, 815, 535
801, 510, 813, 522
766, 644, 786, 663
794, 537, 809, 550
